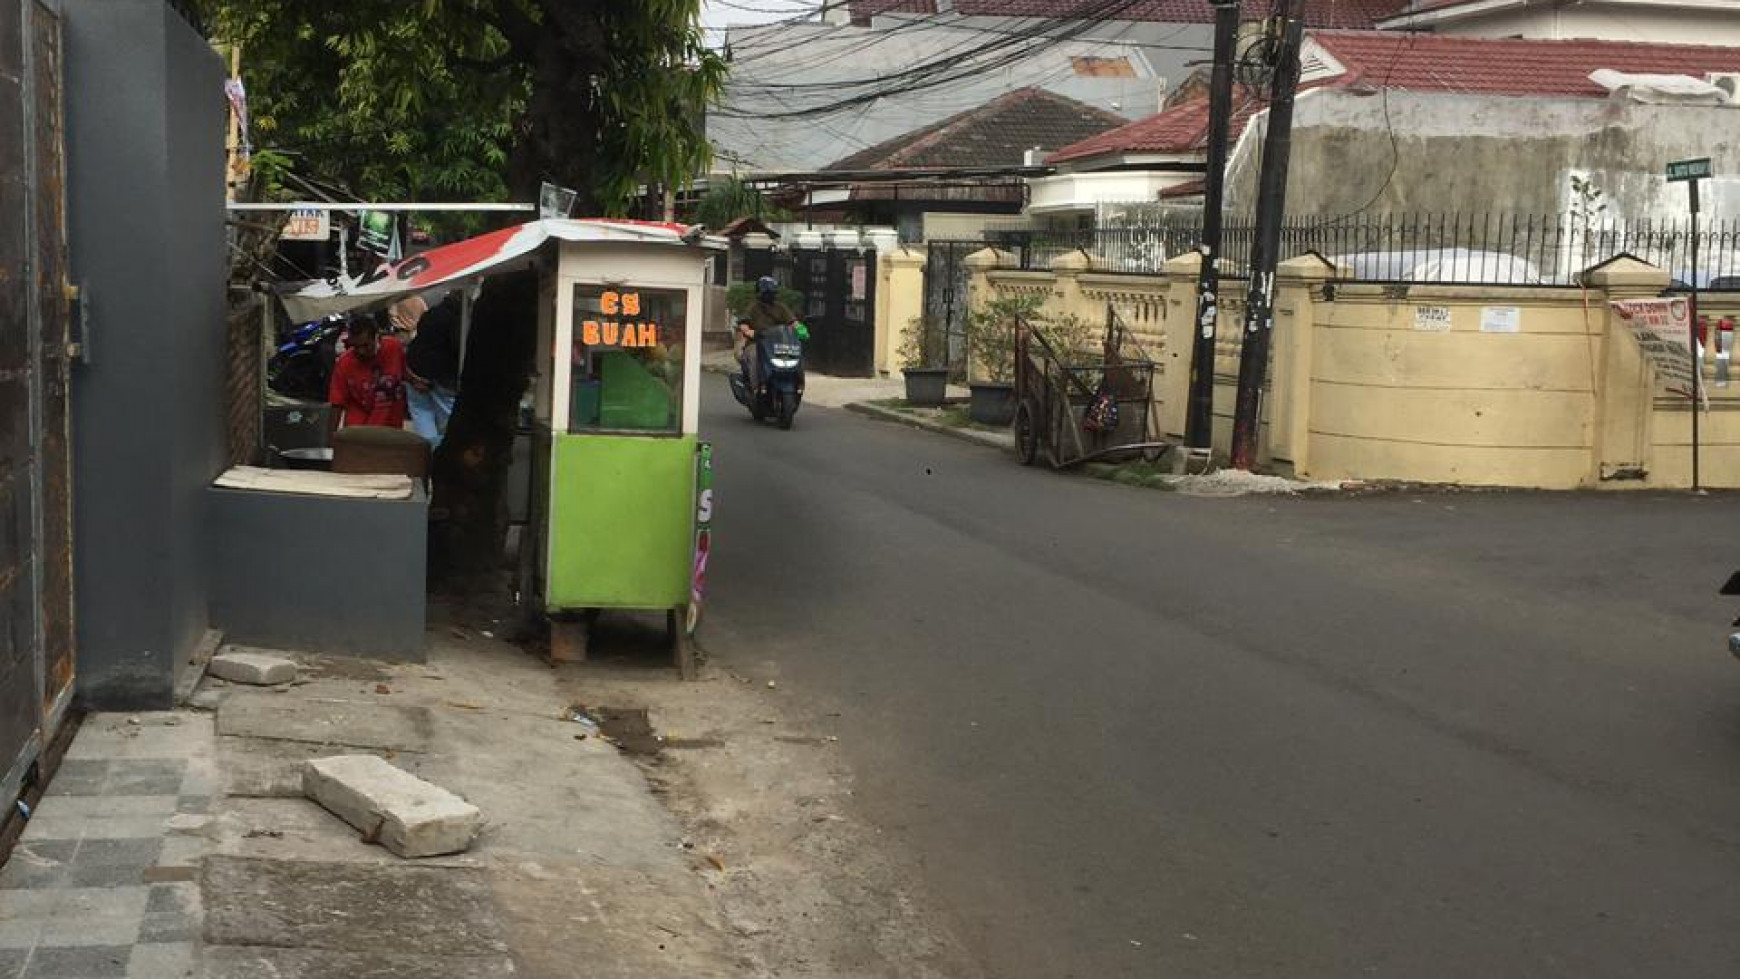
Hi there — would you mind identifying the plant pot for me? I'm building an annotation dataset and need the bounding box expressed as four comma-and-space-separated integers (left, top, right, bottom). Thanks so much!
969, 382, 1016, 427
903, 367, 949, 406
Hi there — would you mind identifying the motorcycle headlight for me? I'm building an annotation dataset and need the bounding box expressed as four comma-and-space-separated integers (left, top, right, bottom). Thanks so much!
770, 356, 800, 369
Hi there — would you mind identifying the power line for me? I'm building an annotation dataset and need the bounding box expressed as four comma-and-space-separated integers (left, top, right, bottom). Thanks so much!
718, 0, 1169, 119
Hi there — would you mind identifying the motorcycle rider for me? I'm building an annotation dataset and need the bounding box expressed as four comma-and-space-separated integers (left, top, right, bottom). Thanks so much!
738, 276, 796, 392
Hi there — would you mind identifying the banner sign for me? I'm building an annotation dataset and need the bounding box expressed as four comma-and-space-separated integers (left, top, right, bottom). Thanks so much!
281, 208, 330, 241
223, 77, 251, 163
686, 441, 714, 636
356, 210, 396, 256
277, 218, 711, 323
1611, 297, 1703, 402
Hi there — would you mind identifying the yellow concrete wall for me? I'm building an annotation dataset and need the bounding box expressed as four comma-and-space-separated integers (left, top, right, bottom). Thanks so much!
1635, 286, 1740, 488
963, 250, 1735, 489
1302, 285, 1601, 488
875, 247, 927, 377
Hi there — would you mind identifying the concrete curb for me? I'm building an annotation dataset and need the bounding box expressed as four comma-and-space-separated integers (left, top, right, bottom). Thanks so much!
845, 402, 1014, 452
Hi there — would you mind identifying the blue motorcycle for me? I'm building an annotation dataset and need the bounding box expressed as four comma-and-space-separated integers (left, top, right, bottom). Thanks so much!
728, 322, 806, 430
267, 316, 345, 401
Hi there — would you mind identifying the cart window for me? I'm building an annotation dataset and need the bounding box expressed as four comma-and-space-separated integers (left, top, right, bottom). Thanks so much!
569, 285, 687, 433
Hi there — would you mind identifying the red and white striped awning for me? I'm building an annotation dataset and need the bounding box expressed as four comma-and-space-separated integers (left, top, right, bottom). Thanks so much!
278, 218, 717, 323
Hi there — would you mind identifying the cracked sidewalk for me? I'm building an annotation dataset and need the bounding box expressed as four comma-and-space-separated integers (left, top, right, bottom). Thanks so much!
4, 624, 746, 979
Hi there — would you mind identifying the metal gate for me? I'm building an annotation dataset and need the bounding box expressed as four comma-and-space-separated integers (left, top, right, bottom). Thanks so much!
924, 240, 979, 372
0, 0, 76, 807
777, 246, 877, 377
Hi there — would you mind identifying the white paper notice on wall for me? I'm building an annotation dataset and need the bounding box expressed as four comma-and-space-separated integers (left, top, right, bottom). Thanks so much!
1413, 306, 1452, 332
1480, 306, 1521, 333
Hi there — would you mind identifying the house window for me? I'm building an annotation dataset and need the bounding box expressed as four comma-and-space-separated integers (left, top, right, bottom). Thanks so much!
1072, 56, 1136, 78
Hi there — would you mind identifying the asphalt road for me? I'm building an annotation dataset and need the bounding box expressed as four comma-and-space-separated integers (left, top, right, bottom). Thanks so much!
699, 377, 1740, 979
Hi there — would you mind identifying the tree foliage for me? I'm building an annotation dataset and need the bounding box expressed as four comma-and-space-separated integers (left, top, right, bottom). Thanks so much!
694, 175, 785, 230
201, 0, 726, 213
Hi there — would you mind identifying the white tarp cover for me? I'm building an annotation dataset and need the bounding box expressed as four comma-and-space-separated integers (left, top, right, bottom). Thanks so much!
278, 218, 710, 323
1588, 70, 1731, 106
1331, 249, 1544, 285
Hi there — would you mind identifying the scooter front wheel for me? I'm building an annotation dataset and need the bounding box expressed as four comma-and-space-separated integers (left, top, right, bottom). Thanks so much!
776, 392, 796, 430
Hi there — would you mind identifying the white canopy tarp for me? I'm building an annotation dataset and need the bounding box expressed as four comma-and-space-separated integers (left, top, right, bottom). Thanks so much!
278, 218, 717, 323
1588, 69, 1732, 106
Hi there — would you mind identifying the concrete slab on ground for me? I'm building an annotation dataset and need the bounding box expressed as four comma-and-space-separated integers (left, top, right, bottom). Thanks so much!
302, 755, 482, 858
202, 856, 514, 974
203, 945, 519, 979
208, 649, 298, 686
215, 693, 433, 753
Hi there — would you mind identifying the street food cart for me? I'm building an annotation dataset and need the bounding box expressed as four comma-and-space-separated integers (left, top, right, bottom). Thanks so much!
278, 219, 720, 677
527, 227, 716, 677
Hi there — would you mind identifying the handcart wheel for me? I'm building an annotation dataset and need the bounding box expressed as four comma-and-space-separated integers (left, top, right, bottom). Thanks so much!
1014, 399, 1039, 467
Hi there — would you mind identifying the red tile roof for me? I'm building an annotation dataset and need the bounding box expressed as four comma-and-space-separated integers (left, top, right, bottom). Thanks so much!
847, 0, 937, 22
1313, 31, 1740, 98
825, 87, 1127, 170
1046, 86, 1270, 162
952, 0, 1409, 29
849, 1, 1409, 29
1048, 32, 1740, 164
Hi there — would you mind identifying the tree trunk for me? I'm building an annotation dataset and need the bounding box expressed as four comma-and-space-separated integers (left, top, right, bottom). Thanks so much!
429, 268, 540, 592
506, 28, 603, 209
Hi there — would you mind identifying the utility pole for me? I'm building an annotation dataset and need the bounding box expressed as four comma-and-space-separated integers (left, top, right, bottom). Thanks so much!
1184, 0, 1242, 460
1229, 2, 1306, 471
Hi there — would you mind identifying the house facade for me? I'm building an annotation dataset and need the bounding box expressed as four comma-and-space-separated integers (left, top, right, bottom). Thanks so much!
806, 87, 1127, 241
1040, 32, 1740, 237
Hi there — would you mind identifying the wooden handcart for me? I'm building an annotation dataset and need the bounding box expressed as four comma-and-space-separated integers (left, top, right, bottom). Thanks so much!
1012, 311, 1171, 469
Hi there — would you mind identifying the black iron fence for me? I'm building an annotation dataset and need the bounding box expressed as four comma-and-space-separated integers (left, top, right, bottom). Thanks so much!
985, 214, 1740, 287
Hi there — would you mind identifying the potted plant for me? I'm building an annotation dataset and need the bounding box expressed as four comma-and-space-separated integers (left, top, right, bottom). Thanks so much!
899, 315, 950, 406
964, 296, 1099, 427
962, 294, 1039, 426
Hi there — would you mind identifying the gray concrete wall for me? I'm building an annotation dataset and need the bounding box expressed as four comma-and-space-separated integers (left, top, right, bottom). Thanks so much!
1226, 91, 1740, 224
161, 2, 228, 683
207, 487, 429, 661
63, 0, 226, 709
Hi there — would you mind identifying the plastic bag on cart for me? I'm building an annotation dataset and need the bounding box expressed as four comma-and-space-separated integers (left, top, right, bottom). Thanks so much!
1082, 387, 1119, 433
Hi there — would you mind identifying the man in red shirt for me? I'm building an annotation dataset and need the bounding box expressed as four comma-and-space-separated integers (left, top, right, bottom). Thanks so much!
328, 315, 408, 432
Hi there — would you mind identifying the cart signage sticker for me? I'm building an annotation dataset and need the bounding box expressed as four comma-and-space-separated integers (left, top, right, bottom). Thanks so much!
687, 442, 714, 636
1611, 297, 1702, 402
580, 291, 661, 347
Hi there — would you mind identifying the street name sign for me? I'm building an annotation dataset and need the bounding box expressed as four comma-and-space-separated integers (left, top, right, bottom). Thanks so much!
1668, 158, 1713, 183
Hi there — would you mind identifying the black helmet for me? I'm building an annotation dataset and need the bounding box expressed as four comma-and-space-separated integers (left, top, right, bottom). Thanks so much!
756, 276, 778, 300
